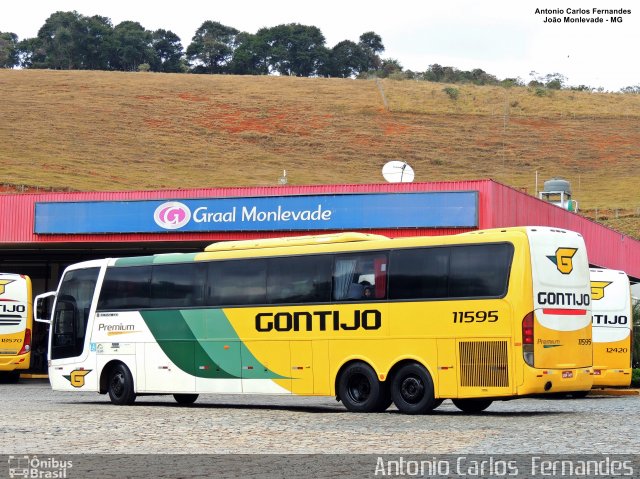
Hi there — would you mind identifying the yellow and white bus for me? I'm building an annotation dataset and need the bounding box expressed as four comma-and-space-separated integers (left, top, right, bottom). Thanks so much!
590, 268, 633, 388
35, 227, 593, 413
0, 273, 33, 383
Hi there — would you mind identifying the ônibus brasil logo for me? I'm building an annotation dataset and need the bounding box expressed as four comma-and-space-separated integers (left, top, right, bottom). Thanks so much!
154, 201, 191, 230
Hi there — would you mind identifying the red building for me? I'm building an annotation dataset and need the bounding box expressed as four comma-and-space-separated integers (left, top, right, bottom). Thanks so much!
1, 179, 639, 295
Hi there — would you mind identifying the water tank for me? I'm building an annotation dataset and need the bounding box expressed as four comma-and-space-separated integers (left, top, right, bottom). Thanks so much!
543, 178, 571, 195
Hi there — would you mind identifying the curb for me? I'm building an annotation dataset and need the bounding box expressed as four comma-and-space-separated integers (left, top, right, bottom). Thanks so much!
19, 374, 49, 380
589, 388, 639, 396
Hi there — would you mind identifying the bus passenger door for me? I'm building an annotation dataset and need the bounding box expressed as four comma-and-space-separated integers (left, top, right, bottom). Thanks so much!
241, 341, 291, 394
48, 267, 101, 392
290, 341, 313, 395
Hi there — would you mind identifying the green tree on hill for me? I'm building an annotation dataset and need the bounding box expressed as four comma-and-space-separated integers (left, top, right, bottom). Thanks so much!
109, 21, 155, 71
320, 40, 369, 78
81, 15, 114, 70
228, 32, 270, 75
255, 24, 327, 77
186, 21, 239, 74
358, 31, 384, 71
0, 31, 19, 68
151, 29, 185, 73
36, 11, 86, 69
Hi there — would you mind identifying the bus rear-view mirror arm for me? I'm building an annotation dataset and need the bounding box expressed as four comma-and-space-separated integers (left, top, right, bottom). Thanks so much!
34, 291, 56, 324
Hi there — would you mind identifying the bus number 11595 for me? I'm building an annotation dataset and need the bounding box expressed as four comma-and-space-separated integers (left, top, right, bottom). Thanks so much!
452, 310, 499, 323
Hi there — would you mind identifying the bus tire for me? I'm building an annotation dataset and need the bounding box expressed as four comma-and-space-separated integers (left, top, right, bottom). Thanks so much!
107, 363, 136, 406
173, 393, 199, 405
374, 383, 393, 412
337, 362, 386, 413
390, 363, 436, 414
569, 390, 590, 399
452, 399, 493, 413
0, 371, 20, 384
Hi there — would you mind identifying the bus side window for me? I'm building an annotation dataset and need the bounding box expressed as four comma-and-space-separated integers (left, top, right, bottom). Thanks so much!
333, 253, 388, 301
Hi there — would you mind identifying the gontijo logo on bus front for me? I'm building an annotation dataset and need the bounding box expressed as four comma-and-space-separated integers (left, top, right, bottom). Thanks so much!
153, 202, 191, 230
546, 247, 578, 274
0, 279, 14, 296
590, 281, 612, 300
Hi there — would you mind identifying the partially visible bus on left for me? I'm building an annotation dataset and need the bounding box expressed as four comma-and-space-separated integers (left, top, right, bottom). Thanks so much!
0, 273, 32, 382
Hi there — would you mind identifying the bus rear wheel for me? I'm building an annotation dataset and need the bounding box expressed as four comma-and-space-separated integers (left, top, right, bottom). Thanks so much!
107, 363, 136, 406
569, 390, 590, 399
0, 371, 20, 384
174, 394, 199, 405
390, 363, 436, 414
338, 362, 387, 413
452, 399, 492, 413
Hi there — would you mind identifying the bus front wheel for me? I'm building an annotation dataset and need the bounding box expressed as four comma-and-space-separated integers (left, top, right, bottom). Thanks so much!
338, 362, 387, 413
390, 363, 437, 414
174, 394, 199, 405
107, 363, 137, 406
452, 399, 493, 413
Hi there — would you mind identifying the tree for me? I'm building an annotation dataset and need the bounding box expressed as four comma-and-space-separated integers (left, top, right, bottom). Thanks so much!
80, 15, 114, 70
151, 29, 184, 72
36, 11, 86, 69
321, 40, 368, 78
256, 24, 327, 77
544, 73, 566, 90
0, 32, 19, 68
358, 31, 384, 72
379, 58, 403, 78
110, 21, 154, 71
228, 32, 270, 75
186, 21, 239, 73
16, 37, 44, 68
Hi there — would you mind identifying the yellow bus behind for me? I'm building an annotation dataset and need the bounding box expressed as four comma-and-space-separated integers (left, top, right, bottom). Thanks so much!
590, 268, 633, 388
0, 273, 32, 382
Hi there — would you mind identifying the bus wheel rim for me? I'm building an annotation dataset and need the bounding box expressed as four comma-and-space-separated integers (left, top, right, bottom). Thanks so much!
400, 376, 424, 404
347, 373, 370, 403
111, 372, 124, 396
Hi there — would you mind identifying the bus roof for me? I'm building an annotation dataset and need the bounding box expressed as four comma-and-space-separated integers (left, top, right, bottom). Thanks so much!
204, 232, 389, 252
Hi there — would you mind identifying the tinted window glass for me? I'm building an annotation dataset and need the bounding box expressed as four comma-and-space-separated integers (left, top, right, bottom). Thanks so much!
333, 253, 388, 301
389, 247, 449, 300
389, 243, 513, 300
207, 259, 267, 306
150, 263, 206, 308
449, 243, 513, 298
51, 267, 100, 360
97, 265, 151, 310
267, 255, 331, 304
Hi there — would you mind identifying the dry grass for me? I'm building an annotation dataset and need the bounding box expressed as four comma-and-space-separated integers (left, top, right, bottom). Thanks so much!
1, 70, 639, 237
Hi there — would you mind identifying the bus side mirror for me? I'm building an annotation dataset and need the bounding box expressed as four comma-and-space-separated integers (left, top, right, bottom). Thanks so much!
34, 292, 56, 324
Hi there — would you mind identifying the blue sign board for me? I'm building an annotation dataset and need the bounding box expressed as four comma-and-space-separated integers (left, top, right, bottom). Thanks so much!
34, 192, 478, 234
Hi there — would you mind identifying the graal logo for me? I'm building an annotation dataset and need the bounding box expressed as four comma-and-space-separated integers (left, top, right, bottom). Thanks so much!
154, 201, 191, 230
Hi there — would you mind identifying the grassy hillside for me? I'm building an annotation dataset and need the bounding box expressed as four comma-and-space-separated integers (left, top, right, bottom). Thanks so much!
1, 70, 639, 237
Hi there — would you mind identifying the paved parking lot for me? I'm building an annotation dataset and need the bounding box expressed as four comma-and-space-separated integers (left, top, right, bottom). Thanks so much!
2, 380, 638, 455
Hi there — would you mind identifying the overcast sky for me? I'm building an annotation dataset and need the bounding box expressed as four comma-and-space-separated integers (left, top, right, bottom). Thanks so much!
2, 1, 638, 90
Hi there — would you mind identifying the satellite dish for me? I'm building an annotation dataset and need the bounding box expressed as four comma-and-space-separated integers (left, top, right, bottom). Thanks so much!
382, 161, 415, 183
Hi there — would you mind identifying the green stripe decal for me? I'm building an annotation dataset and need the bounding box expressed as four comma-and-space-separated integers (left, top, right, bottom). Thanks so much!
141, 309, 287, 380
